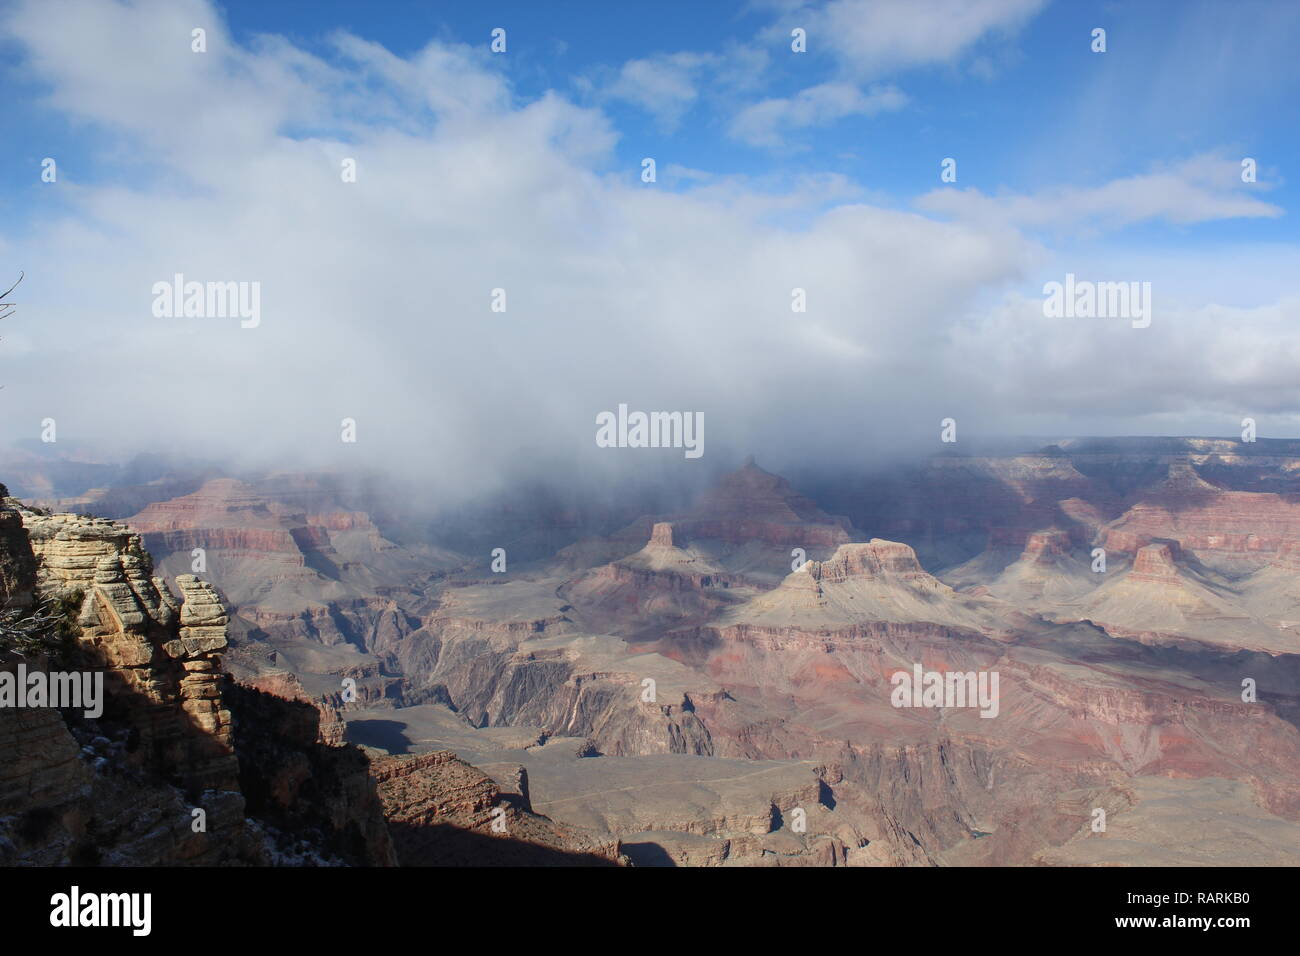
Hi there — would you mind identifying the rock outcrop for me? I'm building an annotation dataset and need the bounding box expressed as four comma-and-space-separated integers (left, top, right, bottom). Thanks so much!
15, 504, 240, 793
224, 676, 396, 866
3, 490, 615, 866
1, 493, 252, 864
723, 539, 1018, 635
371, 750, 622, 866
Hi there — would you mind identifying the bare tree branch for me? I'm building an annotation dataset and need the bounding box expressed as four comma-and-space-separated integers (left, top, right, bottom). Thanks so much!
0, 271, 22, 323
0, 565, 77, 659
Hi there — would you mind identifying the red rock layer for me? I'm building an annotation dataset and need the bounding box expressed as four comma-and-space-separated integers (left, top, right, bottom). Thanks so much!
1102, 465, 1300, 556
808, 540, 928, 583
1129, 542, 1181, 581
1020, 530, 1073, 563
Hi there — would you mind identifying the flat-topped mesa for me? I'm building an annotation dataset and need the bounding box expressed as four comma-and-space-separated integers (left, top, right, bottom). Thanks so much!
1130, 542, 1182, 581
1020, 529, 1072, 564
723, 535, 1017, 634
807, 540, 927, 584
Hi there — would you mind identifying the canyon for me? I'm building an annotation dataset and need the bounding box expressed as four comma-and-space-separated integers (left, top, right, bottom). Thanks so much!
4, 437, 1300, 865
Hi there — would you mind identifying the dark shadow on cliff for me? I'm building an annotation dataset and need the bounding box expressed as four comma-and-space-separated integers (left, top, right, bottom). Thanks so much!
385, 820, 619, 866
345, 718, 413, 754
225, 681, 395, 865
1, 645, 248, 866
619, 841, 678, 867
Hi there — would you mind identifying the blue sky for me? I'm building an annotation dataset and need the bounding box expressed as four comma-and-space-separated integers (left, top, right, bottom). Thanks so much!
8, 1, 1297, 234
209, 0, 1296, 195
1, 0, 1298, 482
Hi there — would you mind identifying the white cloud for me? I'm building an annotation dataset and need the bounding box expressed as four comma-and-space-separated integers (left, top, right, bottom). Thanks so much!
727, 0, 1041, 149
798, 0, 1046, 78
604, 52, 714, 130
951, 292, 1300, 427
917, 154, 1283, 232
1, 0, 1296, 494
729, 82, 907, 147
